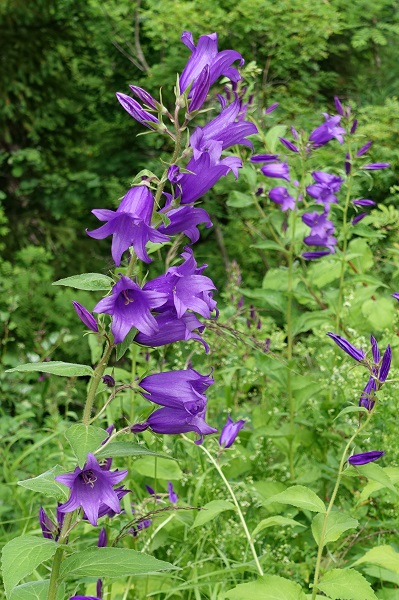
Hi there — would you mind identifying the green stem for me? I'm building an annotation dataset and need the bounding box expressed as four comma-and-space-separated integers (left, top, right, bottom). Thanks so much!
311, 410, 373, 599
184, 436, 264, 577
154, 104, 182, 206
82, 343, 113, 426
47, 512, 74, 600
287, 205, 299, 479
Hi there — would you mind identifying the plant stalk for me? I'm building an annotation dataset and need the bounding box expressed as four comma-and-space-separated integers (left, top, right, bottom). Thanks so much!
82, 343, 113, 426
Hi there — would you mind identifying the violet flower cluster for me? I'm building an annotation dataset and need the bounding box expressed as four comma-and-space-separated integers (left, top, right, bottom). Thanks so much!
327, 331, 392, 465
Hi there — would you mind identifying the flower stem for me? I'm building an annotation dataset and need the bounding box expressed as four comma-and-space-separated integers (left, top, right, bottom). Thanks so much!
82, 343, 114, 426
47, 512, 74, 600
310, 410, 373, 599
184, 436, 264, 577
287, 207, 298, 478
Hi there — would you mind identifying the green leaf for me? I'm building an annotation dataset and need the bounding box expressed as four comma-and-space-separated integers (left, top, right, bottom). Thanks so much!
334, 406, 369, 420
291, 311, 329, 337
18, 466, 69, 501
311, 512, 358, 546
251, 516, 305, 540
59, 547, 174, 578
1, 535, 58, 598
251, 241, 287, 252
192, 500, 235, 528
226, 191, 255, 208
52, 272, 113, 291
263, 485, 326, 513
6, 362, 93, 377
317, 568, 378, 600
265, 125, 288, 153
362, 297, 395, 331
355, 463, 399, 495
65, 424, 108, 468
133, 456, 182, 480
352, 545, 399, 574
95, 441, 173, 460
225, 575, 306, 599
358, 467, 399, 502
115, 327, 138, 361
10, 582, 65, 600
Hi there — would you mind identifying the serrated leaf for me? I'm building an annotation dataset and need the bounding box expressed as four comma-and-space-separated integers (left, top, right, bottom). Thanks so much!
59, 547, 174, 578
6, 362, 93, 377
225, 575, 306, 599
132, 456, 182, 480
192, 500, 235, 528
18, 466, 69, 501
251, 516, 305, 540
352, 546, 399, 574
65, 424, 108, 468
317, 568, 378, 600
1, 536, 57, 598
95, 441, 173, 460
265, 125, 288, 153
52, 273, 113, 291
311, 512, 358, 547
10, 581, 65, 600
263, 485, 326, 513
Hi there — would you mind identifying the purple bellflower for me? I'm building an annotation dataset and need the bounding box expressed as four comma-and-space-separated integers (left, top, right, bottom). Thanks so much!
306, 171, 344, 208
168, 482, 178, 504
362, 163, 390, 170
352, 213, 367, 225
72, 301, 98, 333
302, 251, 331, 260
87, 186, 169, 266
353, 199, 376, 207
93, 275, 168, 344
129, 85, 158, 109
265, 102, 279, 114
334, 96, 345, 116
348, 451, 384, 466
359, 376, 376, 410
39, 505, 64, 541
135, 310, 210, 353
279, 137, 299, 153
379, 344, 392, 383
157, 205, 212, 244
139, 368, 214, 411
261, 162, 290, 182
309, 113, 346, 146
350, 119, 358, 134
179, 31, 244, 98
102, 375, 115, 388
356, 141, 373, 157
251, 154, 280, 163
137, 404, 217, 444
98, 527, 107, 547
55, 453, 128, 527
269, 187, 296, 211
327, 333, 365, 362
116, 92, 160, 130
392, 293, 399, 301
219, 415, 246, 449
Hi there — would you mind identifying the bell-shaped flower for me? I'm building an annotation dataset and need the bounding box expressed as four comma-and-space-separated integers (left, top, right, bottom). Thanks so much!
157, 205, 212, 244
179, 31, 244, 96
135, 310, 210, 353
306, 171, 344, 208
55, 453, 128, 527
269, 187, 296, 211
129, 85, 158, 110
359, 376, 376, 410
93, 276, 168, 344
309, 113, 346, 146
87, 186, 169, 266
219, 415, 246, 449
348, 451, 384, 466
261, 162, 290, 182
302, 251, 331, 260
140, 368, 213, 409
116, 92, 159, 130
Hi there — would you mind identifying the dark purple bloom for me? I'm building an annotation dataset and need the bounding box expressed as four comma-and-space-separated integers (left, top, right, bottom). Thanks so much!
179, 31, 244, 95
261, 162, 290, 182
309, 113, 346, 146
116, 92, 159, 130
345, 153, 351, 175
370, 335, 381, 364
348, 451, 384, 466
255, 187, 263, 196
129, 85, 158, 109
302, 251, 331, 260
72, 302, 98, 333
39, 507, 55, 540
130, 518, 152, 537
157, 205, 212, 244
357, 141, 373, 157
135, 310, 210, 353
379, 345, 392, 383
188, 65, 211, 112
250, 154, 280, 163
55, 453, 128, 527
352, 199, 376, 207
359, 376, 376, 410
102, 375, 115, 388
306, 171, 344, 208
334, 96, 345, 116
93, 276, 168, 344
168, 482, 178, 504
140, 368, 213, 411
98, 527, 107, 547
352, 213, 367, 225
87, 186, 169, 266
302, 211, 335, 238
327, 333, 365, 362
279, 137, 299, 153
265, 102, 279, 114
269, 186, 296, 211
219, 415, 246, 449
144, 404, 217, 444
350, 119, 358, 134
362, 163, 390, 170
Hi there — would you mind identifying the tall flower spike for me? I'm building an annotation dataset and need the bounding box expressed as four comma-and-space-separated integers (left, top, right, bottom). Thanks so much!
55, 453, 128, 527
327, 333, 365, 362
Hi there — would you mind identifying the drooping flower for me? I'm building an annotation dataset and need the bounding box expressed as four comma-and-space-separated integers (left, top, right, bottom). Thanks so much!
302, 251, 331, 260
55, 453, 128, 527
93, 276, 168, 344
87, 186, 169, 266
139, 368, 214, 410
135, 310, 210, 353
327, 333, 365, 362
135, 404, 217, 444
179, 31, 244, 97
306, 171, 344, 208
269, 187, 296, 211
250, 154, 280, 163
116, 92, 160, 130
72, 302, 99, 333
219, 415, 246, 449
102, 375, 115, 388
348, 451, 384, 466
157, 205, 212, 244
261, 162, 290, 182
309, 113, 346, 146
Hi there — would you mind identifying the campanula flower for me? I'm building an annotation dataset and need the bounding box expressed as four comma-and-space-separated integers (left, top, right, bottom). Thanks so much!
219, 415, 246, 449
306, 172, 344, 208
72, 302, 98, 333
93, 276, 168, 344
352, 213, 367, 225
39, 505, 64, 541
352, 199, 376, 207
309, 113, 346, 146
359, 376, 376, 410
187, 65, 211, 112
348, 451, 384, 465
261, 162, 290, 181
116, 92, 159, 130
379, 345, 392, 383
279, 137, 299, 153
327, 333, 365, 362
362, 163, 390, 170
139, 368, 214, 410
129, 85, 158, 110
157, 205, 212, 244
139, 404, 217, 444
98, 527, 107, 547
302, 212, 335, 238
269, 187, 296, 211
102, 375, 115, 388
334, 96, 345, 116
135, 310, 210, 353
350, 119, 358, 134
55, 453, 128, 527
168, 482, 178, 504
250, 154, 280, 163
302, 251, 331, 260
370, 335, 381, 363
356, 141, 372, 157
265, 102, 279, 114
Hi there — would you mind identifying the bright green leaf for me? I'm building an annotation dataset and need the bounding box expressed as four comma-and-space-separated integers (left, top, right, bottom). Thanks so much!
334, 406, 369, 420
227, 191, 254, 208
192, 500, 235, 528
1, 536, 57, 598
95, 441, 173, 460
317, 568, 377, 599
352, 546, 399, 574
265, 125, 287, 153
52, 273, 113, 291
263, 485, 326, 513
355, 463, 399, 495
6, 362, 93, 377
65, 424, 108, 468
10, 582, 65, 600
133, 456, 182, 480
251, 516, 305, 540
225, 575, 306, 599
311, 512, 358, 546
18, 466, 69, 501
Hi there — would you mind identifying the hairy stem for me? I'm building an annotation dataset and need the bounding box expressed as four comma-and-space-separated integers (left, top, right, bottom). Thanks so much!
47, 512, 74, 600
82, 343, 113, 426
